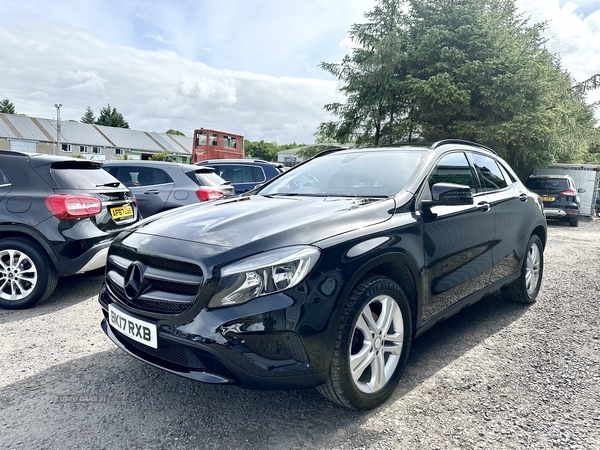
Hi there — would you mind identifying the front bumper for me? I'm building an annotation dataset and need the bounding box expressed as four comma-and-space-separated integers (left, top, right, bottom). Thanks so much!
99, 283, 330, 390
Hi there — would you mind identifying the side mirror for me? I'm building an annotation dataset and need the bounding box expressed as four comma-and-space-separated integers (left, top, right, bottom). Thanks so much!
422, 183, 474, 209
578, 188, 586, 193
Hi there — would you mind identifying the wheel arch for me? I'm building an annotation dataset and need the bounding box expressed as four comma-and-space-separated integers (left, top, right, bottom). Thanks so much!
337, 252, 421, 336
0, 226, 58, 270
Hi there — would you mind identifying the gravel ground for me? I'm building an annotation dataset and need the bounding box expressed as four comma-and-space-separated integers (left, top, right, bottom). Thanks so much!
0, 219, 599, 450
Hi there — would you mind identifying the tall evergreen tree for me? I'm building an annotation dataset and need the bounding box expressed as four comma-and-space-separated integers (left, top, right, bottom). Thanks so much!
81, 106, 95, 124
318, 0, 599, 179
0, 99, 16, 114
95, 104, 129, 128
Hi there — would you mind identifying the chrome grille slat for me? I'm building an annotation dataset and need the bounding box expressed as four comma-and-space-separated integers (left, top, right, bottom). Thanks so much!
106, 248, 204, 315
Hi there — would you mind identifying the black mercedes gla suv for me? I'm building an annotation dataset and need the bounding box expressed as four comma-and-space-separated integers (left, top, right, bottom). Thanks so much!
99, 140, 547, 410
0, 151, 139, 309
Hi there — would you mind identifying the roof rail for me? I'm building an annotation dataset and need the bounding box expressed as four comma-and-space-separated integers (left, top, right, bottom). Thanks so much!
432, 139, 497, 155
311, 147, 349, 159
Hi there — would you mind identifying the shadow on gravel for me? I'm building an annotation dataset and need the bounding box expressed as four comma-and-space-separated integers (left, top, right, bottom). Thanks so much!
0, 292, 529, 450
0, 269, 105, 326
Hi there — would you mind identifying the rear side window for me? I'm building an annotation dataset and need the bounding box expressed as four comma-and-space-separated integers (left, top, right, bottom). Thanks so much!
429, 152, 478, 192
108, 166, 173, 187
50, 162, 121, 189
470, 153, 508, 192
525, 178, 570, 191
0, 167, 10, 185
215, 165, 266, 183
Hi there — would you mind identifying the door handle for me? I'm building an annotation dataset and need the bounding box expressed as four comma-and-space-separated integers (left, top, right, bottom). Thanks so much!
519, 193, 528, 202
477, 201, 491, 212
144, 189, 160, 195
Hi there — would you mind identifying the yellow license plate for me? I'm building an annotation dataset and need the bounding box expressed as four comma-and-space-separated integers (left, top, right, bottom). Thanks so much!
541, 196, 555, 202
110, 204, 133, 220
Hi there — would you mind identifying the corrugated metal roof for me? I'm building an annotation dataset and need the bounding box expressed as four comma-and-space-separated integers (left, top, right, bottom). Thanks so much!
0, 113, 193, 155
5, 115, 48, 141
0, 115, 18, 138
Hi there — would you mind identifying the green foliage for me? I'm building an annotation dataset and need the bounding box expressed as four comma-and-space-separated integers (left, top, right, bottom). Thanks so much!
70, 153, 85, 159
117, 153, 132, 160
243, 141, 307, 161
81, 106, 95, 124
318, 0, 599, 179
150, 151, 169, 161
0, 99, 16, 114
95, 104, 129, 128
165, 129, 185, 136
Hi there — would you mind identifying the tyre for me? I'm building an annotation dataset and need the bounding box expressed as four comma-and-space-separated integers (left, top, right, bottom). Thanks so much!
501, 234, 543, 304
569, 216, 579, 227
0, 238, 58, 309
317, 276, 412, 410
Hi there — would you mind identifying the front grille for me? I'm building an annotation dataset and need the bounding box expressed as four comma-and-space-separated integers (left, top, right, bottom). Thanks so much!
106, 248, 204, 315
120, 333, 206, 370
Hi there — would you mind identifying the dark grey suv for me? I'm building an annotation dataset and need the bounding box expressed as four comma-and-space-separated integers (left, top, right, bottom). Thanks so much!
103, 161, 234, 218
525, 175, 584, 227
0, 151, 139, 309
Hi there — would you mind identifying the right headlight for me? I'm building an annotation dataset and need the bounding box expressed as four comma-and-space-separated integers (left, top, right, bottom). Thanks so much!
208, 246, 321, 308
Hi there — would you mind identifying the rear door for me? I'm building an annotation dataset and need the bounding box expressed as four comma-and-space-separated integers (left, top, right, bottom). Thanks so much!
469, 153, 532, 283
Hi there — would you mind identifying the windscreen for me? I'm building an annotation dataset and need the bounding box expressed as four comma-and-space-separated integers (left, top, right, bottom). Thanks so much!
259, 150, 425, 198
50, 162, 123, 189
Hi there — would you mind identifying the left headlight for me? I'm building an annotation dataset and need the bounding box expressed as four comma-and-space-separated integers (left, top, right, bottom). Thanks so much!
208, 246, 321, 308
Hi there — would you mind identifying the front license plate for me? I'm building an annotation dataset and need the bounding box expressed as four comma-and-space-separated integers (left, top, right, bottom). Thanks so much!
110, 204, 133, 220
108, 303, 158, 349
541, 196, 555, 202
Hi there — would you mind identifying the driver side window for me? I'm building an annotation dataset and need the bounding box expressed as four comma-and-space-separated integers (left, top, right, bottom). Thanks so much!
428, 152, 478, 193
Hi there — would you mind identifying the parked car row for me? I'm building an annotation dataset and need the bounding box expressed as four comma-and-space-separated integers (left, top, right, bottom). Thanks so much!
0, 143, 552, 411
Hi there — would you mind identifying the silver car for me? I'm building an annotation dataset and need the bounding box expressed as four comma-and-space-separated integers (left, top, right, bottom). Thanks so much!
103, 160, 235, 218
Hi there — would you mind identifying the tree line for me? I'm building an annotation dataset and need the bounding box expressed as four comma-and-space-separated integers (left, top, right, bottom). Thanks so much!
316, 0, 600, 179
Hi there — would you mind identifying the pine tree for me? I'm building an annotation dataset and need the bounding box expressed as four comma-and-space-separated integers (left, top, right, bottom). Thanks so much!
81, 106, 95, 124
0, 99, 16, 114
95, 104, 129, 128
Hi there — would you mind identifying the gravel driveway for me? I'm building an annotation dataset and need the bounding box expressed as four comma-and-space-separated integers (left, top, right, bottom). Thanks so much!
1, 219, 599, 450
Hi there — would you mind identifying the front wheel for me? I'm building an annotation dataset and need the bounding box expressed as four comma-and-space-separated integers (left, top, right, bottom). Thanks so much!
0, 238, 58, 309
317, 276, 412, 410
501, 234, 543, 304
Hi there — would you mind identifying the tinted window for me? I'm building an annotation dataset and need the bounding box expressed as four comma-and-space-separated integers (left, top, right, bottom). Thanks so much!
213, 165, 263, 184
471, 153, 507, 191
429, 152, 478, 192
108, 166, 172, 187
50, 162, 122, 190
0, 167, 10, 185
525, 178, 570, 191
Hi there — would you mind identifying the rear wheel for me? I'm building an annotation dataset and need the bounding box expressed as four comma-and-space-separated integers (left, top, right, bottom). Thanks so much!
501, 234, 543, 304
569, 216, 579, 227
317, 276, 412, 410
0, 238, 58, 309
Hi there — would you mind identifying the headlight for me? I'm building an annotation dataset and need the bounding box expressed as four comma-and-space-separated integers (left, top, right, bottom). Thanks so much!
208, 246, 321, 308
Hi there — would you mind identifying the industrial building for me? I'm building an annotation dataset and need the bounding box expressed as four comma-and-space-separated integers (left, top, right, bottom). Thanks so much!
0, 113, 192, 160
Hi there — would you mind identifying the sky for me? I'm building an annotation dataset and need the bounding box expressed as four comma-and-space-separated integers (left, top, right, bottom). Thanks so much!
0, 0, 599, 145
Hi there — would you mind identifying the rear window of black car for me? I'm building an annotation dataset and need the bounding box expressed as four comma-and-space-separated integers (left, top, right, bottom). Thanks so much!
50, 161, 122, 189
525, 178, 570, 191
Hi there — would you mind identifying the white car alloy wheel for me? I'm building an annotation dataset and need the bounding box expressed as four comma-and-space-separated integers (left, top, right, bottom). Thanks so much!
350, 294, 404, 394
0, 248, 38, 301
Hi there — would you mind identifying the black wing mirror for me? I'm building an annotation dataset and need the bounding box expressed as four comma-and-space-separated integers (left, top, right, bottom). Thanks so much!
422, 183, 474, 209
